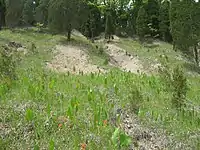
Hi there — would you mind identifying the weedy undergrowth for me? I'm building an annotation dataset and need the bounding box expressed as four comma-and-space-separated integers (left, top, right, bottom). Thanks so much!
159, 55, 188, 110
171, 65, 188, 110
0, 44, 21, 97
128, 84, 143, 115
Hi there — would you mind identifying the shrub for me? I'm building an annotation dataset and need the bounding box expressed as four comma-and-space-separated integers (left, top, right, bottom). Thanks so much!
158, 56, 188, 110
128, 83, 143, 115
171, 65, 187, 110
0, 45, 17, 81
0, 44, 21, 96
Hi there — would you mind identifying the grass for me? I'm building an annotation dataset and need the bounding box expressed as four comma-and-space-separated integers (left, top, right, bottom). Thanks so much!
116, 38, 200, 75
0, 28, 200, 149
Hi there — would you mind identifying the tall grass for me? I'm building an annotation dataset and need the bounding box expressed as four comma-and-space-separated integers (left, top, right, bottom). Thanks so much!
0, 28, 200, 149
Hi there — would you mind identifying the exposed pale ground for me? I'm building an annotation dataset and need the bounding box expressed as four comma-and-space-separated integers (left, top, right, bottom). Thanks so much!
105, 43, 144, 73
119, 111, 192, 150
46, 33, 148, 75
46, 45, 105, 74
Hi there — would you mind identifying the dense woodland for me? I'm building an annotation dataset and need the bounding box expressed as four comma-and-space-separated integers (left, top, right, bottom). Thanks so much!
0, 0, 200, 65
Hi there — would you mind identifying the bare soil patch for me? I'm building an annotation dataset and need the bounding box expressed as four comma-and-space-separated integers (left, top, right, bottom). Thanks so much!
46, 45, 105, 74
105, 43, 146, 74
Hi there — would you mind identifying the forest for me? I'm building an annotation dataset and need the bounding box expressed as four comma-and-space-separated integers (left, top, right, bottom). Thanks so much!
0, 0, 199, 64
0, 0, 200, 149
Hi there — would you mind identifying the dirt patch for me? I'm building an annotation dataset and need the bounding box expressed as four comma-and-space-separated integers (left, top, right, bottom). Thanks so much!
105, 43, 145, 74
46, 45, 105, 74
119, 111, 191, 150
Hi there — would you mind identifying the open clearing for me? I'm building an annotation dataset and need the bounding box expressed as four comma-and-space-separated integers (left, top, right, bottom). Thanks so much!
0, 28, 200, 150
46, 32, 147, 75
46, 42, 146, 75
46, 45, 105, 74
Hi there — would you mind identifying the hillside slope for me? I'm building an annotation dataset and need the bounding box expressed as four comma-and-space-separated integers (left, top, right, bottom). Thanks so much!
0, 28, 200, 150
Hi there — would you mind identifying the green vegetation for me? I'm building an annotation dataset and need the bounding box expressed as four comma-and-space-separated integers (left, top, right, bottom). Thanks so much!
0, 0, 200, 149
0, 27, 200, 149
105, 10, 114, 41
136, 6, 148, 41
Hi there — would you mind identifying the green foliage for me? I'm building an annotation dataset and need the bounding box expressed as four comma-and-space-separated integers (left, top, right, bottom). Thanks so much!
115, 9, 128, 36
0, 0, 6, 27
0, 45, 16, 80
105, 10, 114, 40
128, 84, 143, 115
48, 0, 88, 40
159, 57, 188, 110
111, 127, 132, 148
127, 4, 141, 36
5, 0, 24, 27
82, 2, 102, 40
0, 44, 19, 96
25, 108, 34, 122
136, 6, 148, 41
159, 1, 171, 42
35, 0, 50, 26
22, 0, 35, 25
145, 0, 159, 36
171, 66, 187, 110
170, 0, 198, 53
1, 25, 200, 150
49, 139, 55, 150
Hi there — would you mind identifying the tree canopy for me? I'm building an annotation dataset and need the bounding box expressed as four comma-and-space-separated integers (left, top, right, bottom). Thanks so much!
0, 0, 199, 65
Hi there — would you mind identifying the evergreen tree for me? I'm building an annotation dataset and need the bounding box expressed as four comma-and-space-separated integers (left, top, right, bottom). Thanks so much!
5, 0, 24, 27
22, 0, 35, 25
145, 0, 160, 37
170, 0, 200, 65
35, 0, 50, 26
116, 9, 128, 36
136, 6, 148, 41
0, 0, 6, 29
169, 0, 181, 50
159, 0, 171, 42
170, 0, 193, 51
127, 0, 143, 36
191, 1, 200, 66
105, 10, 114, 41
48, 0, 88, 41
83, 2, 101, 41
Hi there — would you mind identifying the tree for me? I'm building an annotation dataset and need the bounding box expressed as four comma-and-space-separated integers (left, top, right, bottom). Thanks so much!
127, 0, 143, 36
159, 0, 171, 42
48, 0, 88, 41
115, 9, 128, 36
191, 1, 200, 66
5, 0, 24, 27
22, 0, 35, 25
169, 0, 181, 50
105, 10, 114, 41
35, 0, 50, 26
145, 0, 160, 37
82, 2, 101, 41
170, 0, 200, 66
0, 0, 6, 29
136, 6, 148, 41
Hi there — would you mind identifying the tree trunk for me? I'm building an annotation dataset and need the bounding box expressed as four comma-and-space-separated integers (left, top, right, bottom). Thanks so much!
0, 8, 2, 30
0, 14, 2, 30
194, 44, 199, 66
173, 42, 176, 51
67, 24, 71, 41
91, 31, 94, 43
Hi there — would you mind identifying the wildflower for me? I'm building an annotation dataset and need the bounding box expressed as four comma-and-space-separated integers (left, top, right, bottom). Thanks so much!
103, 120, 108, 126
58, 123, 63, 128
80, 143, 87, 150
